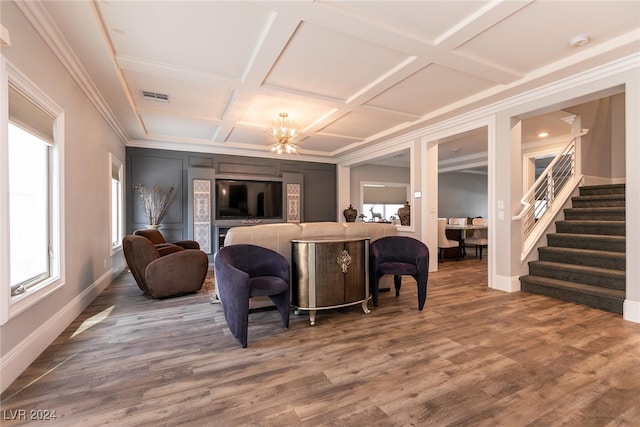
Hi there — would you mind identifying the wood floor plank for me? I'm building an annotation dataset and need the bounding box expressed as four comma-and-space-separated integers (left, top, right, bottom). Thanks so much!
2, 256, 640, 426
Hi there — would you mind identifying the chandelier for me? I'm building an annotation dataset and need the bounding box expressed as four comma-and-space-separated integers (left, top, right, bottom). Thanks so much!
269, 112, 298, 154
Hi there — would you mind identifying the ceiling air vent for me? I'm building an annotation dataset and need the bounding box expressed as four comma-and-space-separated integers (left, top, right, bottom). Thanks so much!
142, 90, 170, 103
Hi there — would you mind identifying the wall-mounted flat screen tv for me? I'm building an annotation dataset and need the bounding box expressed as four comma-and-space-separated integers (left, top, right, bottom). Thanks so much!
216, 179, 283, 219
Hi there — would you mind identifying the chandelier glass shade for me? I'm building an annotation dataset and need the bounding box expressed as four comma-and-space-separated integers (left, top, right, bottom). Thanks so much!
269, 112, 298, 154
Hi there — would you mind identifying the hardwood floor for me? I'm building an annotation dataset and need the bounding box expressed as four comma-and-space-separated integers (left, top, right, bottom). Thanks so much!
3, 256, 640, 426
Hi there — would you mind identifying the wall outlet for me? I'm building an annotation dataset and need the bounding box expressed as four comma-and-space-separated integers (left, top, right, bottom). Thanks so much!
103, 259, 107, 269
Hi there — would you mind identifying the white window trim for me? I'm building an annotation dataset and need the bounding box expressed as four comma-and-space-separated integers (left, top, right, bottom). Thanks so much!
1, 59, 65, 325
360, 180, 413, 231
109, 153, 124, 255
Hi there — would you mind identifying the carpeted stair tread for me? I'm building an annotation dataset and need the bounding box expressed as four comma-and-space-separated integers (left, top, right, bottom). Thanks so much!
571, 194, 625, 208
579, 184, 626, 196
573, 194, 626, 201
563, 207, 625, 221
528, 260, 625, 291
529, 260, 626, 279
538, 246, 626, 270
555, 220, 625, 236
520, 275, 625, 298
547, 233, 626, 252
519, 275, 624, 314
524, 183, 626, 314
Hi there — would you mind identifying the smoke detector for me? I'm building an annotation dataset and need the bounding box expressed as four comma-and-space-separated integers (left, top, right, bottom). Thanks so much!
568, 35, 590, 48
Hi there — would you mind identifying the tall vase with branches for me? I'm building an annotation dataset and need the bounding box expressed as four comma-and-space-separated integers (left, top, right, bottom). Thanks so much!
133, 183, 177, 228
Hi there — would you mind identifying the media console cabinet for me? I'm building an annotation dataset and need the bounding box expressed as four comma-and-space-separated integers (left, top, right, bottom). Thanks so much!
291, 237, 370, 326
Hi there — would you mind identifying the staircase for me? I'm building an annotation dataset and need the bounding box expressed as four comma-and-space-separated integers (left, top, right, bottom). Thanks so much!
520, 184, 626, 314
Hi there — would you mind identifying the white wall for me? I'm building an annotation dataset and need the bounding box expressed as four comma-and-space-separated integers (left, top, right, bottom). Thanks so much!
339, 54, 639, 320
1, 2, 127, 392
611, 93, 626, 179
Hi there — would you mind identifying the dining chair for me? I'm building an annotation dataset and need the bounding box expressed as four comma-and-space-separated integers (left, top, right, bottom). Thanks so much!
465, 218, 488, 260
447, 217, 467, 226
438, 218, 460, 262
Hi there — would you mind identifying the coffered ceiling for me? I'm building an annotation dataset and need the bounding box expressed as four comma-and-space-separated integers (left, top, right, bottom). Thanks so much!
25, 1, 640, 162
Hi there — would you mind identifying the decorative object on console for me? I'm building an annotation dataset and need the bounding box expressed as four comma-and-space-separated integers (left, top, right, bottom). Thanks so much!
268, 112, 298, 154
369, 207, 383, 222
133, 182, 176, 228
343, 204, 357, 222
398, 201, 410, 226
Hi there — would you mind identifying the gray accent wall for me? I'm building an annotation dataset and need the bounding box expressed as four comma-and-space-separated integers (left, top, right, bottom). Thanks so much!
126, 148, 337, 257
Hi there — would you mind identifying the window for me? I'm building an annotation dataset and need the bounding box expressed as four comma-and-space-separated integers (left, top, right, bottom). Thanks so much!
361, 182, 410, 224
9, 123, 51, 292
110, 153, 123, 253
2, 69, 64, 323
363, 203, 405, 222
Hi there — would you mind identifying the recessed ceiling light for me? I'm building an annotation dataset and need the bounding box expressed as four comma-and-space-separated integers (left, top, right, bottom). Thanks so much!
568, 34, 590, 47
538, 132, 549, 138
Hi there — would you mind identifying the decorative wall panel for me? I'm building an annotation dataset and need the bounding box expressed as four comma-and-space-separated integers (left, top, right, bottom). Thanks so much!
287, 183, 300, 223
193, 179, 211, 253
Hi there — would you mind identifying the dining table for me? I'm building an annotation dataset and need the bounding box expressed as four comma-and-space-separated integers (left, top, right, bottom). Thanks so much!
445, 223, 488, 257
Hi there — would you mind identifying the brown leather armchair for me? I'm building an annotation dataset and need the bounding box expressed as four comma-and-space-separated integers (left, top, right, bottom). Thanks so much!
123, 235, 208, 299
133, 228, 200, 256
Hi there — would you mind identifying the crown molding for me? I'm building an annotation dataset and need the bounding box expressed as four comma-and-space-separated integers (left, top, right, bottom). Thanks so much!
15, 1, 128, 144
338, 53, 639, 167
126, 139, 337, 164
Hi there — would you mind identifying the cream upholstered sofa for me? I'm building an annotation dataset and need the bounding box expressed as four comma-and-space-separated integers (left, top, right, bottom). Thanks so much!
219, 221, 398, 308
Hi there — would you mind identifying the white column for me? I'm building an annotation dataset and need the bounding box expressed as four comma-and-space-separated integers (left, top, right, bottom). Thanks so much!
336, 165, 351, 223
572, 114, 582, 178
422, 138, 439, 272
623, 70, 640, 323
492, 114, 523, 292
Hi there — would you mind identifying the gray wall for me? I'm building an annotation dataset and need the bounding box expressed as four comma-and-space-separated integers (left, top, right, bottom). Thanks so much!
438, 171, 488, 219
127, 148, 337, 255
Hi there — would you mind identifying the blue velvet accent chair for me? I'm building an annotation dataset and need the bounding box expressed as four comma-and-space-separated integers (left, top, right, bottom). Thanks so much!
214, 244, 290, 348
123, 235, 208, 299
369, 236, 430, 311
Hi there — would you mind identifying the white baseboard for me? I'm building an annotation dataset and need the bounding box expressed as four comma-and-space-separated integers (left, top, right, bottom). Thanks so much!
623, 299, 640, 324
1, 267, 123, 394
491, 274, 521, 292
581, 176, 626, 186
